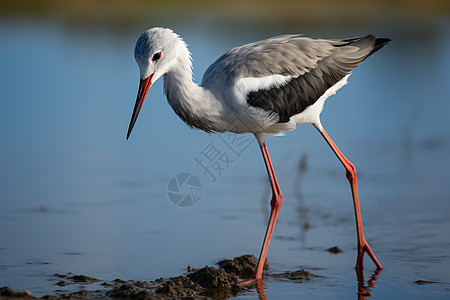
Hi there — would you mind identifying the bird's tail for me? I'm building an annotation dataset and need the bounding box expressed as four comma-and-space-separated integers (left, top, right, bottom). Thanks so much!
369, 37, 391, 57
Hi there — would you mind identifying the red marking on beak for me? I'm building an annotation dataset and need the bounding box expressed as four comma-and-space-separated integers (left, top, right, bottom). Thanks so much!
126, 73, 153, 140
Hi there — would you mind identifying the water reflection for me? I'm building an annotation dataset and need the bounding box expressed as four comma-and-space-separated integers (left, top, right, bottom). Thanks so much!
256, 278, 268, 300
294, 152, 311, 245
251, 269, 382, 300
356, 269, 381, 300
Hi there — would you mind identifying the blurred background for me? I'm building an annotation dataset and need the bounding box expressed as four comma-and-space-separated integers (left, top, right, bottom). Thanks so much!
1, 0, 449, 299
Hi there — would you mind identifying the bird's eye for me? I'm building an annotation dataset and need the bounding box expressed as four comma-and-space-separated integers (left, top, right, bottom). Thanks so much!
152, 52, 161, 61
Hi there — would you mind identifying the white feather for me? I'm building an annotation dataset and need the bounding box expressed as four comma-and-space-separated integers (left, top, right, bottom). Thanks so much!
236, 74, 293, 95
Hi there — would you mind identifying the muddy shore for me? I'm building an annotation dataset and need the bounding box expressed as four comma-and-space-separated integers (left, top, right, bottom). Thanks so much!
0, 255, 316, 299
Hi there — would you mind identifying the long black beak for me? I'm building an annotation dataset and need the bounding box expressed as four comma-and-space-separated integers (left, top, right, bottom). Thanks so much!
126, 74, 153, 140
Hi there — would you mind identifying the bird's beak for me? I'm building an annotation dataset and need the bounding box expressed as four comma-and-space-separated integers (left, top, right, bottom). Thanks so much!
126, 73, 153, 140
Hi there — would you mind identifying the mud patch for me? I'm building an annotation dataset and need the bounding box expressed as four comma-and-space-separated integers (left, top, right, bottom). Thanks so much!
217, 254, 268, 278
415, 280, 439, 285
53, 273, 99, 284
327, 246, 343, 254
55, 281, 70, 287
154, 265, 241, 299
107, 283, 164, 299
271, 269, 318, 283
155, 275, 202, 297
0, 287, 34, 299
188, 266, 241, 298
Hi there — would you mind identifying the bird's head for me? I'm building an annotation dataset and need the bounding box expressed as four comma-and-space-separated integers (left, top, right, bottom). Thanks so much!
127, 27, 187, 139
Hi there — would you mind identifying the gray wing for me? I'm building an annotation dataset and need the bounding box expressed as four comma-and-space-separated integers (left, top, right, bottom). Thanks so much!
202, 34, 390, 122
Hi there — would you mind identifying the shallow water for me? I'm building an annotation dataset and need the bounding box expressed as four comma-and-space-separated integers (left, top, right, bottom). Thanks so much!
1, 3, 450, 299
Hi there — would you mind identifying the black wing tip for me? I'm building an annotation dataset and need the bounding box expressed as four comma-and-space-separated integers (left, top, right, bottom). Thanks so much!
368, 36, 391, 56
374, 37, 391, 47
363, 35, 391, 47
338, 35, 391, 49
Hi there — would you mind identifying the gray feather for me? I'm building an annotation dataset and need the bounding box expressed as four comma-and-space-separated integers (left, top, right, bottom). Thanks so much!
202, 34, 390, 122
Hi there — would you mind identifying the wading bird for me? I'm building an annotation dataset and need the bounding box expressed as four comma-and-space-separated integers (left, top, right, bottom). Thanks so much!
127, 27, 389, 281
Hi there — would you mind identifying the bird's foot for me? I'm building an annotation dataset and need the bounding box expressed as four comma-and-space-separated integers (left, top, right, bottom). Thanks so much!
356, 239, 383, 270
239, 277, 257, 285
239, 272, 264, 285
239, 278, 267, 299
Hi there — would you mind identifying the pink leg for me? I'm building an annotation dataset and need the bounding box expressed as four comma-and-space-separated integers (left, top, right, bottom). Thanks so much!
318, 128, 382, 270
254, 140, 283, 279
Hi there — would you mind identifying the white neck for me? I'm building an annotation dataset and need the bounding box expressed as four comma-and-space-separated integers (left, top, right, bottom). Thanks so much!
163, 53, 223, 132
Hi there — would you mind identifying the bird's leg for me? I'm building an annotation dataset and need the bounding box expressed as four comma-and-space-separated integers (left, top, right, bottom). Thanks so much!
254, 140, 283, 279
317, 127, 382, 270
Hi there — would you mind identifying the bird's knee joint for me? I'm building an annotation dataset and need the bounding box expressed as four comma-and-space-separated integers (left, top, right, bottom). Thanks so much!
270, 193, 283, 210
346, 163, 357, 181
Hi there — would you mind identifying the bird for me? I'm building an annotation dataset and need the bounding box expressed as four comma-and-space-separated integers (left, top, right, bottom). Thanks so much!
126, 27, 390, 281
